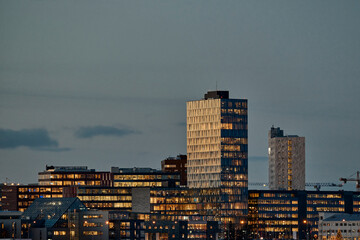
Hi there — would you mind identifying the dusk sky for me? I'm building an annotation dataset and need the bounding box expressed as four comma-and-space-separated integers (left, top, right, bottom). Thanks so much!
1, 1, 359, 190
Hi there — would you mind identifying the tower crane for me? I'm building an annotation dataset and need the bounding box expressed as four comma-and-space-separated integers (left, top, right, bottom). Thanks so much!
305, 183, 343, 191
248, 182, 343, 191
340, 171, 360, 192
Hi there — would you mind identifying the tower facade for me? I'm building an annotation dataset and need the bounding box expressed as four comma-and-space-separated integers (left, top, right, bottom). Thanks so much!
186, 90, 248, 189
268, 126, 305, 190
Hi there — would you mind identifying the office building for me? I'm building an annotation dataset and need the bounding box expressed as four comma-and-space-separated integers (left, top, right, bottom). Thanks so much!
21, 197, 109, 240
108, 211, 146, 240
248, 190, 360, 240
1, 184, 64, 212
187, 90, 248, 226
38, 165, 112, 187
161, 154, 187, 186
144, 220, 219, 240
61, 167, 181, 212
63, 186, 133, 211
318, 213, 360, 240
268, 126, 305, 190
0, 211, 22, 239
2, 164, 114, 212
111, 167, 180, 188
107, 211, 220, 240
187, 90, 248, 189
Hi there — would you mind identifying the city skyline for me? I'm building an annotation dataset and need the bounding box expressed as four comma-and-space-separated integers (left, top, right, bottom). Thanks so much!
0, 1, 359, 189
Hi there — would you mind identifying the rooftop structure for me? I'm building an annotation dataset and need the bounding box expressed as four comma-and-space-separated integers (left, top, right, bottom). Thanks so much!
161, 154, 187, 186
45, 165, 92, 172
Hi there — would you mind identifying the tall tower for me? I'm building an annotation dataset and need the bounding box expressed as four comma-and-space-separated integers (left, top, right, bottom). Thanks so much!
268, 126, 305, 190
186, 90, 248, 190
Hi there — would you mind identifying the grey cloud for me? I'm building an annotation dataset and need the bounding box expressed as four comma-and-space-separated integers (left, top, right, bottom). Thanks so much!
0, 128, 58, 149
74, 126, 137, 139
32, 147, 72, 152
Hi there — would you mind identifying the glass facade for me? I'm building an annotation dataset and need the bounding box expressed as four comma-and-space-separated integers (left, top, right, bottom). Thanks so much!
248, 190, 356, 240
112, 169, 180, 188
75, 186, 133, 211
187, 92, 248, 225
17, 185, 64, 212
248, 191, 299, 239
1, 184, 64, 212
354, 193, 360, 212
38, 166, 112, 187
187, 98, 248, 190
38, 172, 103, 186
108, 212, 145, 240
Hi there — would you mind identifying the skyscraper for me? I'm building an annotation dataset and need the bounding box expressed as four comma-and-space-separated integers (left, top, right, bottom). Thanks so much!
268, 126, 305, 190
186, 90, 248, 204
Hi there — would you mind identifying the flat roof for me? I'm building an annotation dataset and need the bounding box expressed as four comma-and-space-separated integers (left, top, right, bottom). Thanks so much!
323, 213, 360, 222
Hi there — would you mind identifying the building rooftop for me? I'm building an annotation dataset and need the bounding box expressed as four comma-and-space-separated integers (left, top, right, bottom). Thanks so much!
204, 90, 229, 100
323, 213, 360, 222
163, 154, 187, 161
45, 165, 94, 172
0, 211, 23, 218
21, 198, 86, 228
111, 167, 161, 174
269, 126, 300, 138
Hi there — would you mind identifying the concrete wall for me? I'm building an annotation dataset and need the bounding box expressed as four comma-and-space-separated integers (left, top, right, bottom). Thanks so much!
132, 188, 150, 213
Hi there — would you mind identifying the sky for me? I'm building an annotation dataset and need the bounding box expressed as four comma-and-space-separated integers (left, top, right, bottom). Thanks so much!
0, 0, 359, 190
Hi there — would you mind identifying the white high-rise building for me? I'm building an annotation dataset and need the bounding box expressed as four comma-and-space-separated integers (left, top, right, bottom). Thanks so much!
186, 91, 248, 189
186, 90, 249, 226
268, 126, 305, 190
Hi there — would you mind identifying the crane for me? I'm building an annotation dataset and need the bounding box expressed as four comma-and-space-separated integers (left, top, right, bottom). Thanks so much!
340, 171, 360, 192
248, 182, 343, 191
305, 182, 343, 191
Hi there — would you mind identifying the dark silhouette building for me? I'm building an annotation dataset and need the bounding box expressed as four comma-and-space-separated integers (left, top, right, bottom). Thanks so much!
161, 154, 187, 186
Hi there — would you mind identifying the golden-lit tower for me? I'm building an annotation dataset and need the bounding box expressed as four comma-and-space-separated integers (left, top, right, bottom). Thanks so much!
186, 90, 248, 216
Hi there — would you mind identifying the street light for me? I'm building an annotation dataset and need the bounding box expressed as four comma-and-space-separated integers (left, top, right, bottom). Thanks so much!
303, 220, 309, 240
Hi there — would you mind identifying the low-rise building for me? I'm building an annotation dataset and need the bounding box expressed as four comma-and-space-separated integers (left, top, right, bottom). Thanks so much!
318, 213, 360, 240
38, 165, 112, 187
0, 211, 22, 239
248, 190, 359, 240
111, 167, 180, 188
21, 197, 109, 240
1, 184, 64, 212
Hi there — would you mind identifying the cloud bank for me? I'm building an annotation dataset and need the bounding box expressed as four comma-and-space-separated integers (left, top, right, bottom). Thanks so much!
74, 126, 137, 139
0, 128, 58, 149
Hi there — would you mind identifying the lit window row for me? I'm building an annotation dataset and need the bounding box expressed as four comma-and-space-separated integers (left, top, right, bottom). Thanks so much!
79, 195, 131, 201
